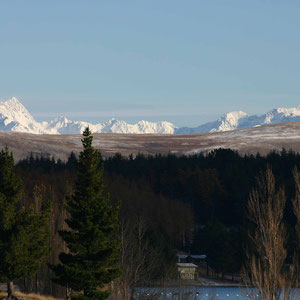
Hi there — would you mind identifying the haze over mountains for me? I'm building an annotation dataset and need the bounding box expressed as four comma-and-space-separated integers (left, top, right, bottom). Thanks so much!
2, 97, 300, 135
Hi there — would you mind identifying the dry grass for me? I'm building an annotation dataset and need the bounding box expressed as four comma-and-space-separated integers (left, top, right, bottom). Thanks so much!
0, 291, 60, 300
0, 122, 300, 161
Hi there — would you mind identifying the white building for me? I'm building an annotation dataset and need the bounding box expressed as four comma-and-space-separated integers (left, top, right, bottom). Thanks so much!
177, 263, 198, 280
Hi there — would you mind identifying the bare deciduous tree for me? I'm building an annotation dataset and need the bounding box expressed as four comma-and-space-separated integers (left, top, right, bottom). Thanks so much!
112, 217, 162, 300
293, 167, 300, 248
243, 167, 296, 300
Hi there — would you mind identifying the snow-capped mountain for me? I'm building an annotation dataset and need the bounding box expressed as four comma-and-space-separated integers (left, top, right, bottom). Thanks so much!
0, 97, 48, 134
2, 97, 300, 135
176, 111, 248, 134
175, 107, 300, 134
0, 98, 176, 134
45, 116, 176, 134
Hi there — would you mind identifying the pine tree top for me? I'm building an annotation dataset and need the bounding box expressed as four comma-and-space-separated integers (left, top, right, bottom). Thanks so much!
81, 127, 93, 149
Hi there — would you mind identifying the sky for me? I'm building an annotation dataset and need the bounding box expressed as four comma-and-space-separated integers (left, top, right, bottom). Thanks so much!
1, 0, 300, 127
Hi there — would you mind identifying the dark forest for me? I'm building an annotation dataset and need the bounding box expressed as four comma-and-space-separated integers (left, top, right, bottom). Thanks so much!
12, 147, 300, 297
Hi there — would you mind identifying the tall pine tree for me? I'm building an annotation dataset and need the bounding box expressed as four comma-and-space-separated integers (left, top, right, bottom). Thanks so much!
51, 128, 120, 300
0, 147, 51, 299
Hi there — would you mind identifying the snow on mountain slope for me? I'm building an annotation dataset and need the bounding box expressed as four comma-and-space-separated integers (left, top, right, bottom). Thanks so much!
176, 107, 300, 134
0, 98, 176, 134
45, 116, 94, 134
175, 111, 248, 134
98, 119, 176, 134
0, 97, 47, 134
45, 117, 176, 134
1, 97, 300, 135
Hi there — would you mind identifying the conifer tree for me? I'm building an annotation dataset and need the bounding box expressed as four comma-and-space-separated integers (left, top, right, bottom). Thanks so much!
51, 128, 120, 300
0, 147, 51, 299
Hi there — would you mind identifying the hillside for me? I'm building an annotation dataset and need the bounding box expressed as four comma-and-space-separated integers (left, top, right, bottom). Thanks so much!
1, 122, 300, 161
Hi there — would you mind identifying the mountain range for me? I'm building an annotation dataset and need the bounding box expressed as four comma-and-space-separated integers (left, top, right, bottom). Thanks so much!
1, 97, 300, 135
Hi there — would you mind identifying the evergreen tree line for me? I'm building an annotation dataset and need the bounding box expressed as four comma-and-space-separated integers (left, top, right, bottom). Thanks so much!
0, 129, 121, 300
3, 142, 300, 298
18, 147, 300, 226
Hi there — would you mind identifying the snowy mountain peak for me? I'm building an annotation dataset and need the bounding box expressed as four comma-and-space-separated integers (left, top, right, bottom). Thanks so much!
206, 111, 247, 133
0, 97, 46, 133
1, 97, 300, 135
51, 116, 71, 124
273, 106, 300, 117
216, 111, 248, 131
222, 111, 248, 120
175, 106, 300, 135
1, 97, 33, 117
4, 97, 23, 106
0, 98, 178, 134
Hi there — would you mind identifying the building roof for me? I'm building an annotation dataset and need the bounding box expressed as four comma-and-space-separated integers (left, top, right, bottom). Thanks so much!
177, 263, 198, 268
190, 254, 206, 259
177, 254, 188, 259
176, 253, 206, 259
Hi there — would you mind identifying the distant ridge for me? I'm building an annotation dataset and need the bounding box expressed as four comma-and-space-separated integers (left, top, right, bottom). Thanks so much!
1, 97, 300, 134
176, 107, 300, 134
0, 97, 176, 134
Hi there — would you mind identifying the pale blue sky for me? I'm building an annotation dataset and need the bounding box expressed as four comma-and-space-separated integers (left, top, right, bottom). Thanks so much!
1, 0, 300, 126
